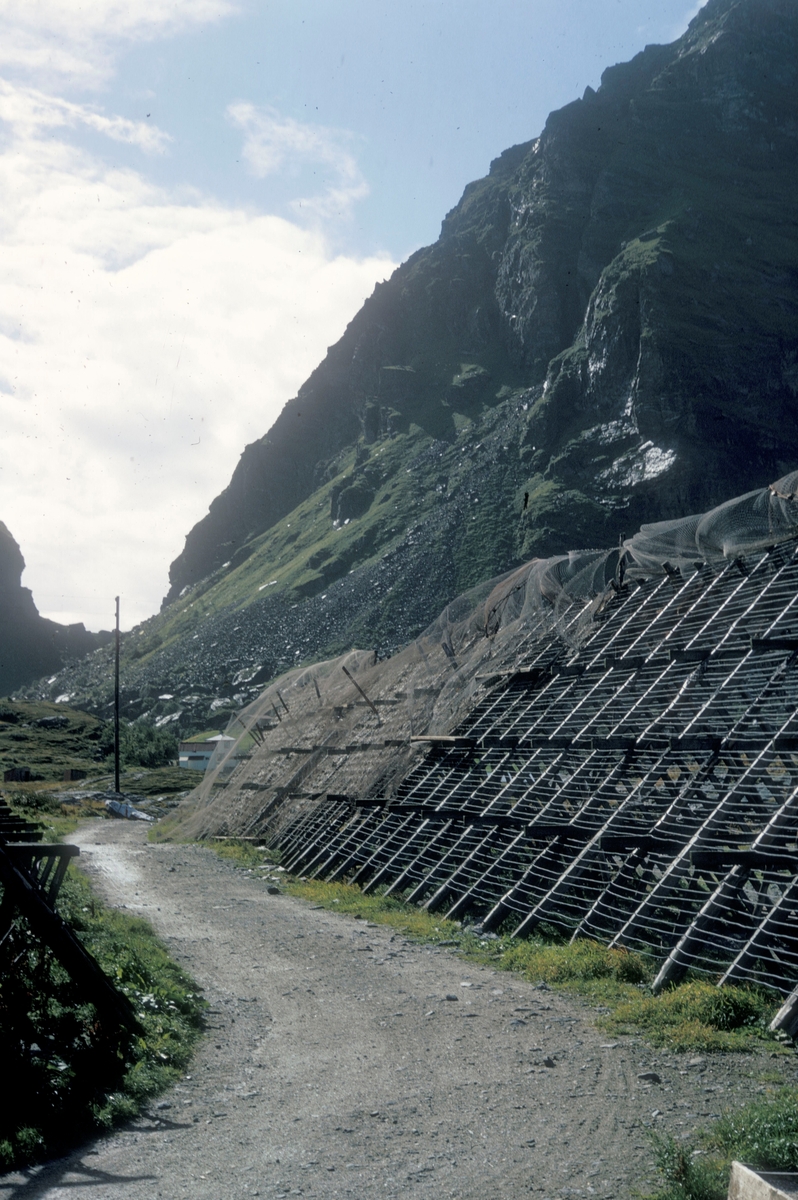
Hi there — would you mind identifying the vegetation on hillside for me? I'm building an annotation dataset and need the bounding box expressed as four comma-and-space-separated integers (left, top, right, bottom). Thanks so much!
98, 719, 179, 770
0, 699, 107, 782
0, 698, 181, 789
0, 865, 204, 1171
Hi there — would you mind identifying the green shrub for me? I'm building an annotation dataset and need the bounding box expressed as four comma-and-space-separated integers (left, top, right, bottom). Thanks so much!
0, 866, 204, 1170
710, 1089, 798, 1171
604, 980, 779, 1052
213, 839, 265, 867
99, 719, 178, 769
650, 1135, 728, 1200
2, 788, 61, 816
500, 937, 650, 986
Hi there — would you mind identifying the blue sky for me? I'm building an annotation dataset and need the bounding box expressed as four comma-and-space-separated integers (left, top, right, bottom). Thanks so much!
57, 0, 701, 259
0, 0, 701, 630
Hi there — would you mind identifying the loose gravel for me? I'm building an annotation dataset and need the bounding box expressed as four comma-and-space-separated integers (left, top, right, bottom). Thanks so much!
2, 820, 796, 1200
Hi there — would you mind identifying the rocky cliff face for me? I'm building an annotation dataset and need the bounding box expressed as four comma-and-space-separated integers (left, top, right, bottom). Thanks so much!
166, 0, 798, 607
21, 0, 798, 730
0, 523, 111, 694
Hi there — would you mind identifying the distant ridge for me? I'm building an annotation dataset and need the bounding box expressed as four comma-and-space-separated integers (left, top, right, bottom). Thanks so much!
0, 523, 111, 694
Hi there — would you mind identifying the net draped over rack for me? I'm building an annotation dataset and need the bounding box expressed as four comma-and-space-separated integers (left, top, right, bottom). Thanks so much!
171, 469, 798, 1008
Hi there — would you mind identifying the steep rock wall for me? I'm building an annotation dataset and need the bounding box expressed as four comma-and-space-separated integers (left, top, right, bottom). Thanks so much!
0, 523, 111, 694
166, 0, 798, 610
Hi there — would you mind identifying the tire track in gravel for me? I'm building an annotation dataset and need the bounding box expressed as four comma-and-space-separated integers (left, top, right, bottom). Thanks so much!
1, 820, 790, 1200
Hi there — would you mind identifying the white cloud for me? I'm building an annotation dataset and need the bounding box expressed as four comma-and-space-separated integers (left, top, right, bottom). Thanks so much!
0, 5, 393, 633
0, 80, 170, 152
0, 99, 396, 631
0, 0, 237, 85
228, 103, 370, 221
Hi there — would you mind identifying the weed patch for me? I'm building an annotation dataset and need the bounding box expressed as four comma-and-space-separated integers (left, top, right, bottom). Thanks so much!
649, 1088, 798, 1200
710, 1088, 798, 1170
211, 840, 265, 868
0, 865, 204, 1171
603, 981, 780, 1053
649, 1134, 729, 1200
499, 937, 650, 989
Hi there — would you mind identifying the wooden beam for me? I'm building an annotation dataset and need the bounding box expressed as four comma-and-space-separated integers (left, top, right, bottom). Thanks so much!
0, 842, 140, 1032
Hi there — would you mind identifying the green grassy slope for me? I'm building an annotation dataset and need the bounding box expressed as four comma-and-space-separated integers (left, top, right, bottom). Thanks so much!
0, 699, 107, 782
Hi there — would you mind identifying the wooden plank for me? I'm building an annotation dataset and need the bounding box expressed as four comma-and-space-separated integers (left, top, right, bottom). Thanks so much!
5, 843, 81, 904
410, 735, 475, 747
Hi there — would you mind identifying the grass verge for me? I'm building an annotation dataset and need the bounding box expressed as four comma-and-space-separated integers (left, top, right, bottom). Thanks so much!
210, 841, 784, 1054
0, 864, 205, 1172
602, 980, 779, 1053
2, 785, 101, 839
208, 841, 798, 1199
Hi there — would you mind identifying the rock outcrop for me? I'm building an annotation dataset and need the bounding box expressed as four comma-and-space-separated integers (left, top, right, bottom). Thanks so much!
0, 523, 111, 694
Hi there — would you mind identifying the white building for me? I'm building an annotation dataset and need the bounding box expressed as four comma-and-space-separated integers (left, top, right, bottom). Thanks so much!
178, 734, 235, 771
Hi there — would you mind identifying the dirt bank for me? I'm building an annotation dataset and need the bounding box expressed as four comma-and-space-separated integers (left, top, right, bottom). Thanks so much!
2, 821, 795, 1200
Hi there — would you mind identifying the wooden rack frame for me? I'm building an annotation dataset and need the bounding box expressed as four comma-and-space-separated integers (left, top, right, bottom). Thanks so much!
0, 808, 140, 1032
270, 542, 798, 1027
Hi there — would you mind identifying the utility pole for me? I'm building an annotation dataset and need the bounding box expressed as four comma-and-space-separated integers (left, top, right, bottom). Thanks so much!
114, 596, 120, 795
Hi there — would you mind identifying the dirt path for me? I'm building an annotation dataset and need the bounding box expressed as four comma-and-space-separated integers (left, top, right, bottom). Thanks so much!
1, 821, 792, 1200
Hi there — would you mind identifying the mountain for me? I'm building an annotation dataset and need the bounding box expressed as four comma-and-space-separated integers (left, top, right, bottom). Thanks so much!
0, 523, 112, 694
18, 0, 798, 730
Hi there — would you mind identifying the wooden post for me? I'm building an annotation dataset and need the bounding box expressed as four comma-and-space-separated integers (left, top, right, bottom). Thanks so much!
114, 596, 120, 795
341, 665, 381, 724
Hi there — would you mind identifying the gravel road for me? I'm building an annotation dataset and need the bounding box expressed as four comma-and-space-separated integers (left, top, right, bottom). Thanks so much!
2, 821, 795, 1200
